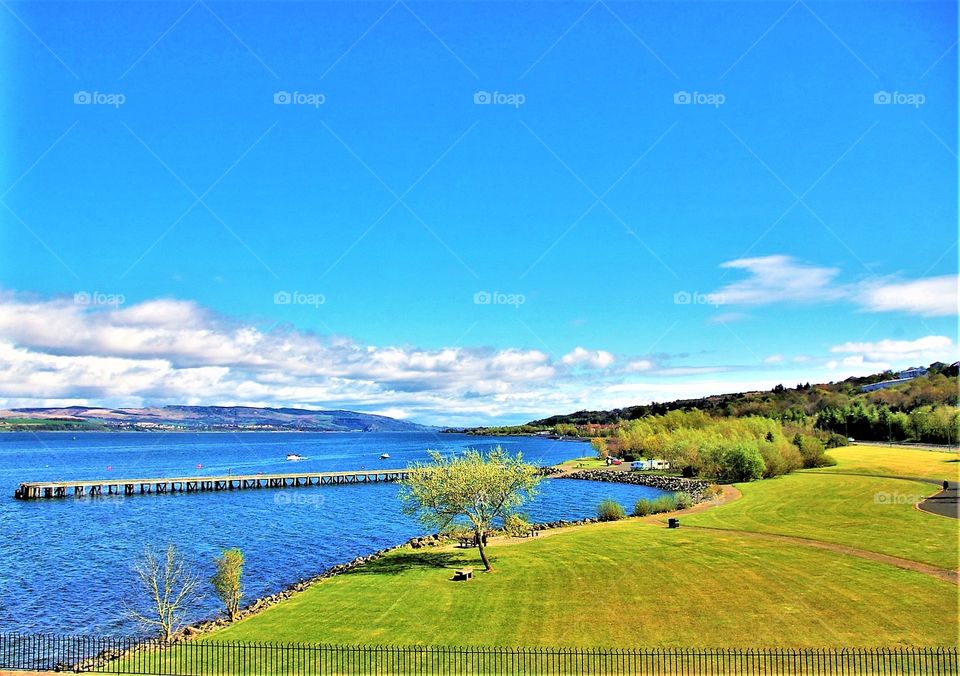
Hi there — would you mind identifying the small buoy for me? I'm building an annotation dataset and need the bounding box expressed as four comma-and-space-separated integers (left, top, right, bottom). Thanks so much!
107, 466, 112, 471
197, 463, 202, 469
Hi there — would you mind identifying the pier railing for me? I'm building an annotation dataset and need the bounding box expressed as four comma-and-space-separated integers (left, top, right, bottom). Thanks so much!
1, 634, 958, 675
14, 468, 410, 501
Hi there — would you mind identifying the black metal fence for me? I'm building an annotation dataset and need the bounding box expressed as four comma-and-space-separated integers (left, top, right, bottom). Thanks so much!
1, 634, 957, 675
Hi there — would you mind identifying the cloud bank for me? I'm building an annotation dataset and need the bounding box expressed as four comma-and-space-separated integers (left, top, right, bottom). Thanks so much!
713, 255, 957, 317
0, 290, 953, 424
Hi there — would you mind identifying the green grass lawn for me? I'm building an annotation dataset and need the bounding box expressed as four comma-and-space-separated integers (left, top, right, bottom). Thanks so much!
206, 522, 957, 648
817, 444, 960, 482
684, 473, 957, 569
167, 442, 958, 656
556, 456, 607, 470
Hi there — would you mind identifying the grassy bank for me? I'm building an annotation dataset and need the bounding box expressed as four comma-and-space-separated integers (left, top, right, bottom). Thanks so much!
817, 443, 960, 481
684, 445, 959, 569
188, 443, 958, 649
205, 520, 955, 647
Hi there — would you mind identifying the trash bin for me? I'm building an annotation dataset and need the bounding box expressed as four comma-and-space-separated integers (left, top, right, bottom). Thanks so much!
945, 481, 950, 490
668, 518, 679, 529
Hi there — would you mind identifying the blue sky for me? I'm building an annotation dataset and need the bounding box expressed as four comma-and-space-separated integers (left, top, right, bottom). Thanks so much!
0, 1, 956, 424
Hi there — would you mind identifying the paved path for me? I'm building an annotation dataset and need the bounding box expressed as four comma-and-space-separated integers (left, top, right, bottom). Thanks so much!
918, 481, 959, 519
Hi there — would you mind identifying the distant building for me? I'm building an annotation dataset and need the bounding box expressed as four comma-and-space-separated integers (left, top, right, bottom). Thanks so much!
859, 366, 927, 393
897, 366, 928, 379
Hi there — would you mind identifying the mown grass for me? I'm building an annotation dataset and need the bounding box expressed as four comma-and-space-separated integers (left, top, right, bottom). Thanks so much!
556, 456, 607, 470
685, 443, 959, 569
817, 443, 960, 482
204, 522, 957, 648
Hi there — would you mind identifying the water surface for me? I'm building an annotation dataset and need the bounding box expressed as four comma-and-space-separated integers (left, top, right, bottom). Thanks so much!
0, 432, 668, 635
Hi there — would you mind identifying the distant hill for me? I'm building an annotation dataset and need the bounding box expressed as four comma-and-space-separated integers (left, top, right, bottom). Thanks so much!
0, 405, 436, 432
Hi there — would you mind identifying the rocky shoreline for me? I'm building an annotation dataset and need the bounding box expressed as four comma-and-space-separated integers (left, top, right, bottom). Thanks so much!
553, 468, 710, 499
80, 468, 710, 665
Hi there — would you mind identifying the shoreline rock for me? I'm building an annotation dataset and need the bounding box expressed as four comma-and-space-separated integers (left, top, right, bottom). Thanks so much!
552, 468, 710, 498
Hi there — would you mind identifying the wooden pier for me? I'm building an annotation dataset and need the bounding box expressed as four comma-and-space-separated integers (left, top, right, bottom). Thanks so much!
13, 468, 410, 501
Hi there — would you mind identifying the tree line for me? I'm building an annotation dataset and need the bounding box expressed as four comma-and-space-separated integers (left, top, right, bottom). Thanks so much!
466, 363, 958, 446
590, 410, 833, 482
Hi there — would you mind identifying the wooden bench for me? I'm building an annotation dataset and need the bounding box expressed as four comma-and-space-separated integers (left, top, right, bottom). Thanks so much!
457, 537, 475, 548
452, 567, 474, 581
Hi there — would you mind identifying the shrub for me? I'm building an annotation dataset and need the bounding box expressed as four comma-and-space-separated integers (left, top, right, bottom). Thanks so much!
715, 443, 765, 483
502, 513, 531, 536
825, 433, 850, 449
633, 499, 652, 517
795, 434, 832, 468
649, 495, 678, 514
597, 499, 626, 521
674, 492, 694, 510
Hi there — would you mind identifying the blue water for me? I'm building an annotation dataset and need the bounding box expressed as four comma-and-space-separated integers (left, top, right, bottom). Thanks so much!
0, 432, 668, 635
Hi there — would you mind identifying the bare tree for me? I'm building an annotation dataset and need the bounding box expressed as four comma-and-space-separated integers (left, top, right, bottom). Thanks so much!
128, 544, 201, 641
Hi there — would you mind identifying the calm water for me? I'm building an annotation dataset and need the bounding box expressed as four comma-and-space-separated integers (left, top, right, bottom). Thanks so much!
0, 432, 668, 635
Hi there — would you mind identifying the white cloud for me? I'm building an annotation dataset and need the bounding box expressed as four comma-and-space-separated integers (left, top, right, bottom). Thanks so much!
859, 275, 958, 317
560, 347, 615, 369
829, 335, 955, 365
716, 255, 842, 305
625, 359, 654, 373
1, 291, 953, 425
763, 354, 784, 364
706, 312, 747, 325
711, 256, 958, 317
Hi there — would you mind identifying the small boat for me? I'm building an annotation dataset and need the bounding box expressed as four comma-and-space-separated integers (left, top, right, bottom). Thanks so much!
286, 453, 307, 461
379, 453, 390, 460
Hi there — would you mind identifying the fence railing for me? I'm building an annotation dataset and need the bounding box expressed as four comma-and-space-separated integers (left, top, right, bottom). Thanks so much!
1, 634, 957, 675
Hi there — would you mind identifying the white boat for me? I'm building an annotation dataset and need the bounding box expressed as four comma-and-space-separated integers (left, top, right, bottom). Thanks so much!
379, 453, 390, 459
286, 453, 307, 461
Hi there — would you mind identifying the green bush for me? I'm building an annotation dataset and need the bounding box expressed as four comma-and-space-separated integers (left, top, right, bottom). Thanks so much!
825, 433, 850, 448
502, 513, 531, 536
714, 443, 766, 482
649, 495, 679, 514
597, 500, 627, 521
674, 492, 694, 510
633, 499, 652, 516
795, 434, 832, 468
